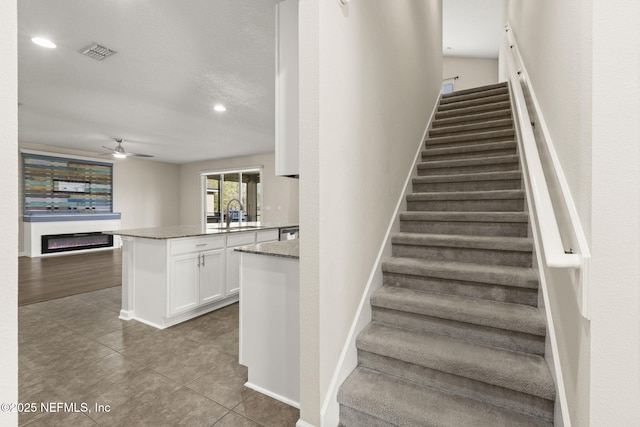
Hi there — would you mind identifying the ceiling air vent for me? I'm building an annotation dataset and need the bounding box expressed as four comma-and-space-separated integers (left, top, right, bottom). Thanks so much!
79, 43, 117, 61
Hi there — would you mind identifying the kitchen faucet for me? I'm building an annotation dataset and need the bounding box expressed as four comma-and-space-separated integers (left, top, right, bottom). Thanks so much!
226, 198, 244, 228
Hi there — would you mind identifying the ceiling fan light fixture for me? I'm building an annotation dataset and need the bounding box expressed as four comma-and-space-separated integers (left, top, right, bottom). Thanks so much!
113, 152, 127, 159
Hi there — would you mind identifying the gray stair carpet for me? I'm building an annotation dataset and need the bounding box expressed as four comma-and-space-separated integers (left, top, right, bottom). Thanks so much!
337, 82, 556, 426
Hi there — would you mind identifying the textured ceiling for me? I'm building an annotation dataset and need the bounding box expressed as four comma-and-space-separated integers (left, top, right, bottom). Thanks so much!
443, 0, 506, 59
18, 0, 278, 164
18, 0, 505, 165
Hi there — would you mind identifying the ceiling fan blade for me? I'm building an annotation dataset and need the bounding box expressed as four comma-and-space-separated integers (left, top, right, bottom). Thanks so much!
101, 144, 154, 158
101, 145, 118, 154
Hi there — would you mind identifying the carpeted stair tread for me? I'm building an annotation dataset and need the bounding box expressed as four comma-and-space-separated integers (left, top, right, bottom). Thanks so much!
407, 189, 524, 201
441, 82, 508, 99
438, 94, 511, 111
422, 140, 517, 158
382, 257, 538, 289
338, 368, 551, 427
357, 323, 555, 400
418, 154, 519, 170
413, 170, 522, 184
426, 129, 515, 146
435, 101, 512, 120
440, 88, 509, 105
371, 286, 545, 336
432, 109, 512, 128
429, 118, 513, 137
391, 232, 533, 252
400, 211, 528, 223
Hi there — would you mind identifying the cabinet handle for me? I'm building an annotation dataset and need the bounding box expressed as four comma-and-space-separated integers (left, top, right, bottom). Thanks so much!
202, 253, 205, 267
196, 243, 208, 247
197, 255, 200, 268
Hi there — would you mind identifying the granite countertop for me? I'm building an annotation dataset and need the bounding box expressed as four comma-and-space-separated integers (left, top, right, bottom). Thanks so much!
235, 239, 299, 260
104, 223, 298, 240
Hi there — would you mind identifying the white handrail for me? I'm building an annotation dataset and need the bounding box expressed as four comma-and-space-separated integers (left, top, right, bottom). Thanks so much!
502, 31, 581, 269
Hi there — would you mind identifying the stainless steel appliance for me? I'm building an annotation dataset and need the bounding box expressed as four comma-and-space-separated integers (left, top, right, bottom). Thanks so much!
279, 226, 299, 240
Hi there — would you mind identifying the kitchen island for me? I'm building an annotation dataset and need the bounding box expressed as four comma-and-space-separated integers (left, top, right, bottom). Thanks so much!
105, 224, 295, 329
236, 239, 300, 407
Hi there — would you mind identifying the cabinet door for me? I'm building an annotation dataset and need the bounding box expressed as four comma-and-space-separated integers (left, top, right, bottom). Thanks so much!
200, 249, 225, 304
169, 253, 200, 315
226, 247, 242, 296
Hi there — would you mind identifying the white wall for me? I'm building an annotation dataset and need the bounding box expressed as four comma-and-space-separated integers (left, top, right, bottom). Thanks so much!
589, 1, 640, 425
112, 157, 180, 230
0, 0, 18, 425
443, 56, 498, 91
17, 143, 181, 253
506, 2, 592, 424
298, 1, 443, 425
508, 0, 640, 425
179, 153, 298, 226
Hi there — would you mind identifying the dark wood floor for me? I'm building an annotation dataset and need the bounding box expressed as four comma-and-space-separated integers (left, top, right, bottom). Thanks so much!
19, 249, 122, 306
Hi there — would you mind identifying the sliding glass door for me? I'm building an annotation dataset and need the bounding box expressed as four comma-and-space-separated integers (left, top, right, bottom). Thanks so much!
202, 168, 262, 227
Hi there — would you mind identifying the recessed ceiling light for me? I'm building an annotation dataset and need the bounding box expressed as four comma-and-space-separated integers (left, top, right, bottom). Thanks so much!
32, 37, 56, 49
213, 104, 226, 113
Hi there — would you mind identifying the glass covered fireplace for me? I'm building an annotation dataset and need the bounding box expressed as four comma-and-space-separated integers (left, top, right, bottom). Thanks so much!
41, 232, 114, 254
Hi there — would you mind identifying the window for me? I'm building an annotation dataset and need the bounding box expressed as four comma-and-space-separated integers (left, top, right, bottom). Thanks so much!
202, 167, 262, 227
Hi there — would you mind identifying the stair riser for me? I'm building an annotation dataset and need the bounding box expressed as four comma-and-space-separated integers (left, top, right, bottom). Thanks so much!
413, 179, 522, 193
372, 307, 544, 355
442, 82, 508, 98
422, 147, 517, 161
417, 162, 519, 176
429, 123, 513, 138
432, 110, 512, 128
426, 136, 515, 150
426, 131, 515, 147
383, 273, 539, 306
400, 220, 529, 237
358, 350, 554, 423
435, 101, 512, 120
429, 126, 514, 139
407, 198, 524, 212
339, 406, 395, 427
438, 95, 511, 111
392, 244, 532, 268
440, 88, 509, 105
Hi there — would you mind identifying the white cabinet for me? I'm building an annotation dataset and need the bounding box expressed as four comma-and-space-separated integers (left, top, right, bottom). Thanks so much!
120, 227, 285, 329
169, 236, 226, 316
226, 248, 242, 296
226, 230, 278, 296
275, 0, 299, 177
200, 249, 225, 304
169, 252, 200, 315
169, 248, 225, 316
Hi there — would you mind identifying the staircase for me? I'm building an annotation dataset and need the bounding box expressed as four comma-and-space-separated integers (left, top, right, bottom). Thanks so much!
337, 82, 556, 427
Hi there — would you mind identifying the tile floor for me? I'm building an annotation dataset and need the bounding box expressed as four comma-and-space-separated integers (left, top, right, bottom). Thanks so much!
18, 286, 300, 426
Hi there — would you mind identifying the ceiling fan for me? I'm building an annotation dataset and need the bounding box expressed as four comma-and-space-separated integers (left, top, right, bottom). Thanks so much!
102, 138, 154, 158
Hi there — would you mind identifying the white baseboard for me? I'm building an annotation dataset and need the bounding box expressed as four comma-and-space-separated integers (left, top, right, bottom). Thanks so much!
244, 381, 300, 409
319, 95, 441, 427
296, 420, 315, 427
119, 310, 134, 321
